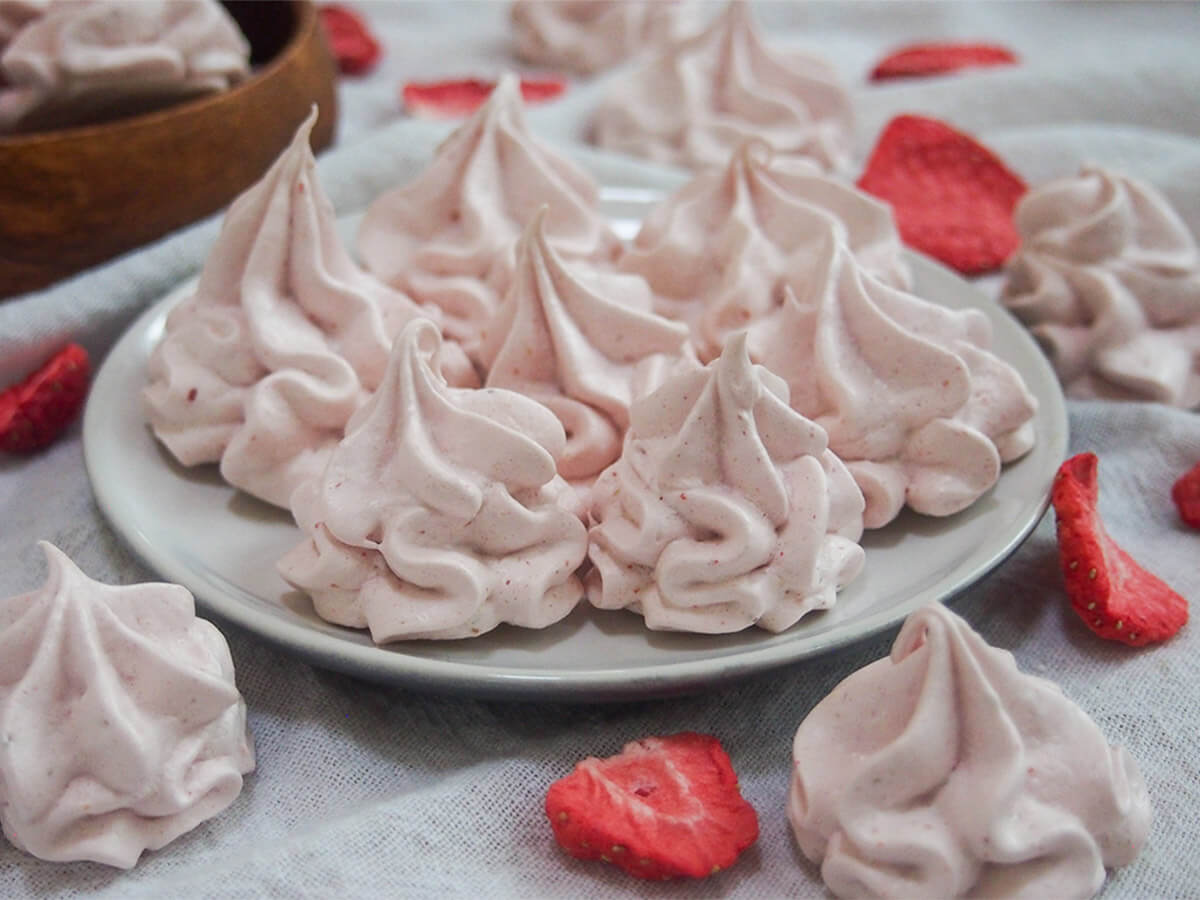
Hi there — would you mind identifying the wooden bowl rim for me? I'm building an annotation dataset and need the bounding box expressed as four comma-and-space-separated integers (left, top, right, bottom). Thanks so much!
0, 0, 318, 150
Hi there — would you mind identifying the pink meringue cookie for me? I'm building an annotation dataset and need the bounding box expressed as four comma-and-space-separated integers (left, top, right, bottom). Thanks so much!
756, 236, 1037, 528
357, 73, 622, 357
144, 109, 474, 510
0, 543, 254, 869
278, 318, 589, 642
589, 0, 853, 173
478, 206, 691, 483
0, 0, 249, 133
510, 0, 690, 76
788, 603, 1151, 899
1003, 165, 1200, 407
587, 332, 864, 633
621, 139, 910, 361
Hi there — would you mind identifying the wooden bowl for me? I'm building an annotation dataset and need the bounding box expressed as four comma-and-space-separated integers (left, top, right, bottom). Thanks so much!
0, 0, 337, 299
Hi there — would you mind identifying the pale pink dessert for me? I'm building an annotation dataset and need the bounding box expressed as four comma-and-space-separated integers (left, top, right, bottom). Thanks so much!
789, 603, 1151, 899
144, 110, 474, 510
0, 543, 255, 869
477, 207, 690, 483
589, 0, 852, 172
756, 236, 1037, 528
358, 73, 621, 357
0, 0, 249, 133
587, 333, 864, 633
1003, 165, 1200, 407
510, 0, 689, 75
278, 319, 589, 642
621, 139, 910, 361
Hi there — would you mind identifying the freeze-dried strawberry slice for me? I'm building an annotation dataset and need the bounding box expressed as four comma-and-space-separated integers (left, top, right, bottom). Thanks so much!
857, 114, 1027, 275
870, 42, 1018, 81
318, 4, 381, 76
545, 732, 758, 880
0, 343, 90, 454
1052, 453, 1188, 646
402, 77, 566, 118
1173, 461, 1200, 529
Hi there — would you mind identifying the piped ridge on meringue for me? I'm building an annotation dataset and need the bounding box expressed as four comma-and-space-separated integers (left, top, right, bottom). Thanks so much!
788, 602, 1151, 899
1003, 165, 1200, 408
587, 332, 865, 633
144, 108, 472, 509
589, 0, 853, 172
278, 318, 589, 642
0, 543, 254, 869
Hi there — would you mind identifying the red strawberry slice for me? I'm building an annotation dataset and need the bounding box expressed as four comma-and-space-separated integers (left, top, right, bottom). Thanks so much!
318, 4, 382, 76
1173, 461, 1200, 529
402, 77, 566, 119
1051, 453, 1188, 646
857, 114, 1027, 275
871, 42, 1018, 82
0, 343, 90, 454
545, 732, 758, 880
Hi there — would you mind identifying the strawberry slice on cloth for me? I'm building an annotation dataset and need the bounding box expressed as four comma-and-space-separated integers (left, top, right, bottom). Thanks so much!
857, 114, 1027, 275
545, 732, 759, 880
401, 77, 565, 118
1172, 461, 1200, 529
0, 343, 90, 454
319, 4, 382, 76
1052, 453, 1188, 646
871, 42, 1018, 81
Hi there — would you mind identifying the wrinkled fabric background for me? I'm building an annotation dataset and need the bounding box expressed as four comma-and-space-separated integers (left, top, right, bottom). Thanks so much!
1, 3, 1198, 896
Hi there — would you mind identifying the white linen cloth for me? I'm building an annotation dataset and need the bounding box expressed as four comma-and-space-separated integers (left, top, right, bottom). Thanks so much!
2, 2, 1198, 896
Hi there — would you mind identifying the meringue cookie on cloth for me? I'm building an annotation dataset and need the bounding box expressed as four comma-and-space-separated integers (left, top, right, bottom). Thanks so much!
358, 73, 621, 357
0, 0, 249, 133
1002, 165, 1200, 408
587, 332, 865, 634
621, 139, 910, 361
788, 602, 1151, 899
0, 543, 254, 869
589, 0, 852, 173
510, 0, 690, 76
278, 318, 589, 642
144, 109, 473, 510
478, 207, 691, 483
756, 236, 1037, 529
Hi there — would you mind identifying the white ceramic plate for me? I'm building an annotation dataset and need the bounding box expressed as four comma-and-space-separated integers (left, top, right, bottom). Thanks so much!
84, 160, 1068, 701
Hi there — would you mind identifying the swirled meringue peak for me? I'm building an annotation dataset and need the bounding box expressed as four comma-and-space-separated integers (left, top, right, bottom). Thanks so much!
0, 0, 249, 133
478, 206, 691, 482
621, 138, 910, 361
589, 0, 852, 173
587, 332, 864, 633
1002, 165, 1200, 407
0, 543, 254, 868
358, 73, 621, 355
788, 602, 1151, 899
278, 318, 589, 642
510, 0, 691, 76
144, 109, 473, 510
756, 236, 1037, 528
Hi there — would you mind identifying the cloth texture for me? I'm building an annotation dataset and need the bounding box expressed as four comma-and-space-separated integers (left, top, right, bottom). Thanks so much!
2, 2, 1198, 896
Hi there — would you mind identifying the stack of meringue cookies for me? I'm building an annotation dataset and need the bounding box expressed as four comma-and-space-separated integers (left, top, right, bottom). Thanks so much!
5, 0, 1187, 893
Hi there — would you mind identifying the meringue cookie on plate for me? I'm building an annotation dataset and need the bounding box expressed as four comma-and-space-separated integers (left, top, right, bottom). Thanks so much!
587, 332, 865, 633
278, 318, 589, 642
1002, 165, 1200, 408
358, 72, 621, 357
144, 109, 473, 510
0, 0, 249, 133
510, 0, 691, 76
621, 138, 910, 361
0, 543, 254, 869
589, 0, 853, 172
789, 602, 1151, 899
756, 235, 1037, 528
478, 206, 691, 483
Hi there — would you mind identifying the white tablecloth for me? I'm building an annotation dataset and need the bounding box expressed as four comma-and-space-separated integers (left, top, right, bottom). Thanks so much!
2, 3, 1198, 896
